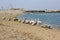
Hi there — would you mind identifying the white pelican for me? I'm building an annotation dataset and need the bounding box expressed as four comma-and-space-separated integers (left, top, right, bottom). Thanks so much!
37, 18, 42, 25
2, 17, 6, 20
18, 19, 21, 22
30, 19, 37, 25
21, 18, 26, 23
25, 20, 30, 24
41, 24, 52, 29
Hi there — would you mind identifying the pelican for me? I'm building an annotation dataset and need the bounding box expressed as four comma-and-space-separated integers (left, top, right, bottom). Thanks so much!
32, 22, 37, 25
37, 18, 42, 25
2, 17, 6, 20
25, 20, 30, 24
46, 25, 52, 29
30, 20, 34, 24
30, 19, 37, 25
18, 19, 21, 22
13, 18, 18, 21
41, 24, 52, 29
8, 18, 11, 21
21, 18, 26, 23
21, 20, 25, 23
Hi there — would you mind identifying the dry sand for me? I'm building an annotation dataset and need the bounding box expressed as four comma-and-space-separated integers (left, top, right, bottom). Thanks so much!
0, 10, 60, 40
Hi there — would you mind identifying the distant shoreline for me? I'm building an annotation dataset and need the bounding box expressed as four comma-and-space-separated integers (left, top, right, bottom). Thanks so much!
25, 10, 60, 13
25, 12, 60, 13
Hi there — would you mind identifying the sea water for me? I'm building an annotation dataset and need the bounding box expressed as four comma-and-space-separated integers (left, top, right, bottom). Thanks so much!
16, 13, 60, 29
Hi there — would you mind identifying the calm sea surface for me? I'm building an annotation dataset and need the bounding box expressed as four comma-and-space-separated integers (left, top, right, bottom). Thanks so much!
16, 13, 60, 29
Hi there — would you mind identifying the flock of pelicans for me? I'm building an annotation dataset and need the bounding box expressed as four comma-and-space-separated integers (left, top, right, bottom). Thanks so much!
2, 17, 52, 29
14, 18, 42, 25
13, 18, 52, 29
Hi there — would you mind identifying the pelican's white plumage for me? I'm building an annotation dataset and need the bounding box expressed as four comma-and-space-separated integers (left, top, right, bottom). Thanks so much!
37, 18, 42, 25
25, 20, 30, 24
29, 19, 37, 25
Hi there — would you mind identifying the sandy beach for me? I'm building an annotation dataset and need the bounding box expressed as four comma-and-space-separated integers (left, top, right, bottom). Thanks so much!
0, 10, 60, 40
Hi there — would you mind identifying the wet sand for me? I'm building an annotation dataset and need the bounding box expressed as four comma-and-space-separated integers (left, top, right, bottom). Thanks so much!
0, 10, 60, 40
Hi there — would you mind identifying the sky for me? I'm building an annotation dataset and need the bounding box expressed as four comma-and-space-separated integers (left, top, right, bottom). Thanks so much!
0, 0, 60, 10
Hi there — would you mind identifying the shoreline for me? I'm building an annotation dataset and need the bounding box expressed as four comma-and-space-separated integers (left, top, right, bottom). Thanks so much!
25, 10, 60, 13
0, 10, 60, 40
